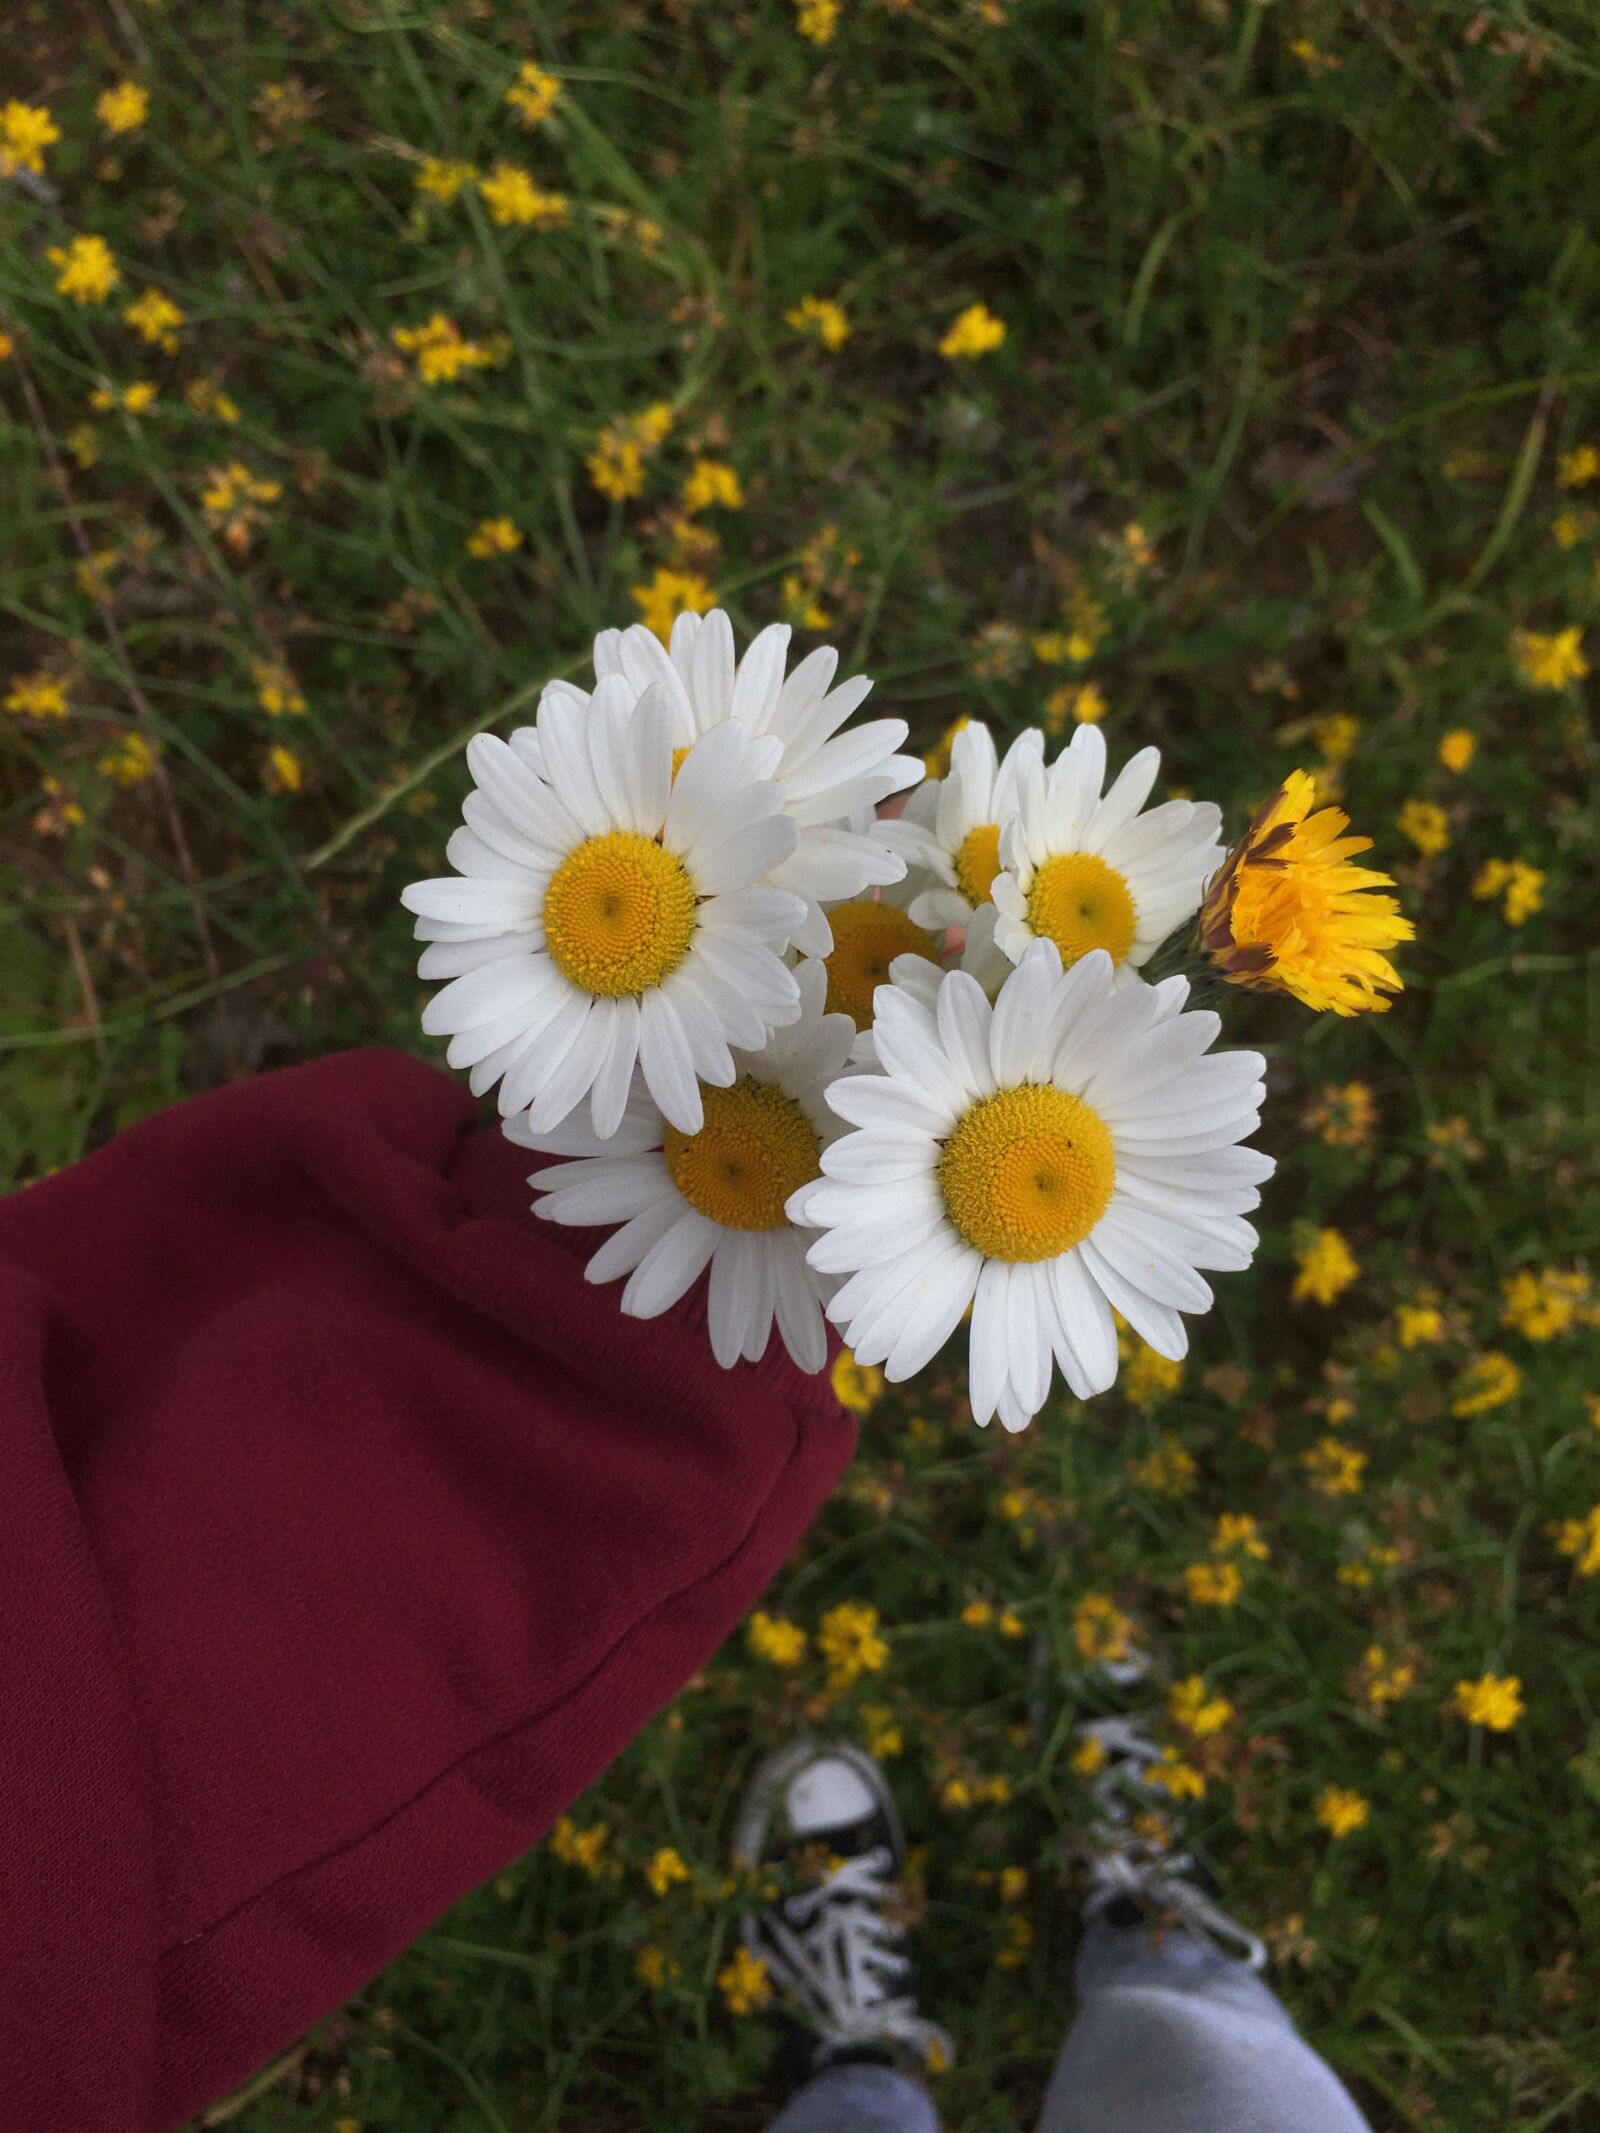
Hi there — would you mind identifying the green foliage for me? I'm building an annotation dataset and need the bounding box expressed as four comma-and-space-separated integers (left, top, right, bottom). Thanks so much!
2, 1, 1598, 2126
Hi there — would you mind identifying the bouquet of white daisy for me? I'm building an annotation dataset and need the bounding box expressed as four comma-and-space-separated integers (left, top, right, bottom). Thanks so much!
403, 610, 1411, 1433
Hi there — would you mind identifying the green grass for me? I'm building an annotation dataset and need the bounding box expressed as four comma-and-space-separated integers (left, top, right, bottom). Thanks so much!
4, 2, 1600, 2127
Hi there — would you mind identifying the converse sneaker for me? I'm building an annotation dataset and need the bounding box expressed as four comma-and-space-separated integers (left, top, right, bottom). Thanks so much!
734, 1737, 954, 2071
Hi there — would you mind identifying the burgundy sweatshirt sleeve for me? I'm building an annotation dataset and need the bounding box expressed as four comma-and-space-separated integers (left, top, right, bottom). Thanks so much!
0, 1048, 854, 2132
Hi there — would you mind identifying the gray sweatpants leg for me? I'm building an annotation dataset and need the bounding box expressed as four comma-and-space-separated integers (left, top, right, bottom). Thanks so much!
758, 2062, 940, 2133
1035, 1920, 1373, 2133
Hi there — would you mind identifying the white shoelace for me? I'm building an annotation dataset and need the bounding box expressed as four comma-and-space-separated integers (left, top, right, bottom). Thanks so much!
760, 1846, 955, 2065
1079, 1715, 1267, 1971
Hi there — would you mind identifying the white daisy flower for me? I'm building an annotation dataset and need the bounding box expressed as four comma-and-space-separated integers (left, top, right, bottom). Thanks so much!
845, 903, 1014, 1069
583, 608, 922, 956
789, 942, 1272, 1433
991, 725, 1224, 986
812, 874, 947, 1036
889, 720, 1046, 932
508, 962, 856, 1372
401, 677, 806, 1139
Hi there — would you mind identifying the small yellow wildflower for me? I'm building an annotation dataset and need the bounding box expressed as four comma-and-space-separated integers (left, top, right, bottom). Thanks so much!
681, 459, 744, 513
634, 1943, 680, 1988
998, 1866, 1028, 1904
923, 715, 970, 780
1471, 856, 1544, 926
267, 743, 304, 794
1397, 798, 1449, 858
252, 658, 306, 717
185, 377, 241, 423
795, 0, 840, 43
1315, 711, 1360, 766
467, 514, 523, 559
550, 1815, 610, 1874
643, 1845, 691, 1897
1437, 729, 1476, 773
415, 157, 476, 203
1314, 1786, 1368, 1839
505, 62, 561, 127
392, 314, 498, 386
1302, 1436, 1366, 1497
631, 566, 715, 643
1510, 626, 1588, 690
1072, 1592, 1135, 1664
1071, 1735, 1107, 1777
5, 672, 70, 720
862, 1705, 904, 1758
1453, 1674, 1524, 1731
938, 303, 1006, 360
91, 380, 159, 415
961, 1598, 994, 1628
1451, 1351, 1521, 1418
66, 423, 100, 468
124, 287, 184, 351
818, 1601, 889, 1691
1128, 1433, 1197, 1497
1041, 680, 1107, 731
586, 402, 675, 500
478, 161, 568, 228
96, 81, 150, 135
1502, 1267, 1589, 1341
98, 732, 157, 786
1306, 1080, 1376, 1149
1212, 1512, 1269, 1560
0, 100, 60, 178
1554, 1506, 1600, 1578
1557, 443, 1600, 489
1290, 36, 1342, 73
1552, 509, 1592, 549
1168, 1675, 1234, 1738
787, 294, 850, 350
1395, 1300, 1445, 1348
48, 235, 121, 306
831, 1349, 884, 1415
718, 1946, 772, 2017
1148, 1748, 1206, 1803
1292, 1228, 1359, 1306
1357, 1644, 1417, 1711
746, 1610, 807, 1669
1184, 1560, 1244, 1609
1122, 1341, 1184, 1410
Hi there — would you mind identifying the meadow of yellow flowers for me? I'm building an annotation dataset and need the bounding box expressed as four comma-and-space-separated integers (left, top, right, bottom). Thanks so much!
2, 3, 1597, 2129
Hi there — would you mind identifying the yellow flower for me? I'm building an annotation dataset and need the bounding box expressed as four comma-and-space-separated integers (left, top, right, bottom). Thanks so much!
1357, 1644, 1416, 1711
252, 658, 306, 717
467, 514, 523, 559
817, 1602, 888, 1691
5, 672, 70, 720
1147, 1748, 1206, 1803
1450, 1351, 1520, 1418
586, 403, 675, 499
1397, 798, 1449, 858
1471, 856, 1544, 926
1183, 1560, 1243, 1609
124, 287, 184, 351
718, 1946, 772, 2017
1301, 1435, 1366, 1497
1437, 728, 1476, 773
97, 732, 157, 787
96, 81, 150, 135
1167, 1675, 1234, 1738
1199, 769, 1412, 1015
1041, 680, 1107, 732
1127, 1433, 1197, 1497
1212, 1512, 1269, 1560
267, 743, 304, 793
1070, 1735, 1107, 1777
1072, 1592, 1135, 1662
1315, 711, 1360, 766
0, 100, 60, 177
1290, 36, 1342, 73
1395, 1300, 1445, 1348
185, 377, 241, 423
634, 1942, 679, 1988
505, 62, 561, 126
415, 156, 476, 202
795, 0, 840, 41
48, 235, 121, 306
1313, 1785, 1368, 1838
392, 314, 498, 385
1557, 443, 1600, 489
1502, 1267, 1589, 1342
939, 303, 1006, 359
643, 1845, 691, 1897
630, 566, 715, 643
786, 294, 850, 350
831, 1348, 884, 1415
998, 1866, 1028, 1904
1122, 1340, 1183, 1409
1552, 509, 1592, 549
862, 1705, 904, 1758
91, 380, 159, 415
745, 1610, 807, 1668
1291, 1227, 1359, 1306
550, 1815, 610, 1874
923, 714, 970, 780
66, 423, 100, 468
1509, 626, 1587, 690
478, 161, 568, 228
681, 459, 744, 513
1453, 1673, 1524, 1731
961, 1598, 994, 1628
1306, 1080, 1376, 1149
1554, 1506, 1600, 1578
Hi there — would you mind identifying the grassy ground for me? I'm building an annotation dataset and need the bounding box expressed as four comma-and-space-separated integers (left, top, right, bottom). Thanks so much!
4, 2, 1600, 2126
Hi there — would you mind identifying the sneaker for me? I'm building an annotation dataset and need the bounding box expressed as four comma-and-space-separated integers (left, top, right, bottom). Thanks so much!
733, 1736, 954, 2071
1075, 1683, 1266, 1971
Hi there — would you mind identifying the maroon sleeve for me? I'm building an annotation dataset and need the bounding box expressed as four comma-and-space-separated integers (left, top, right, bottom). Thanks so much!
0, 1048, 854, 2133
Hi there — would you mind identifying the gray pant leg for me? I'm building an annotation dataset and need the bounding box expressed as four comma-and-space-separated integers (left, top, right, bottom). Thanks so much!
759, 2062, 940, 2133
1036, 1921, 1372, 2133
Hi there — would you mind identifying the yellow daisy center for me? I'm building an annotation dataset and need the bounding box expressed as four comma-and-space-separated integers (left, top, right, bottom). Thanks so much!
543, 830, 696, 997
1026, 852, 1137, 966
953, 821, 1003, 907
824, 899, 941, 1030
663, 1078, 822, 1231
938, 1084, 1115, 1263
